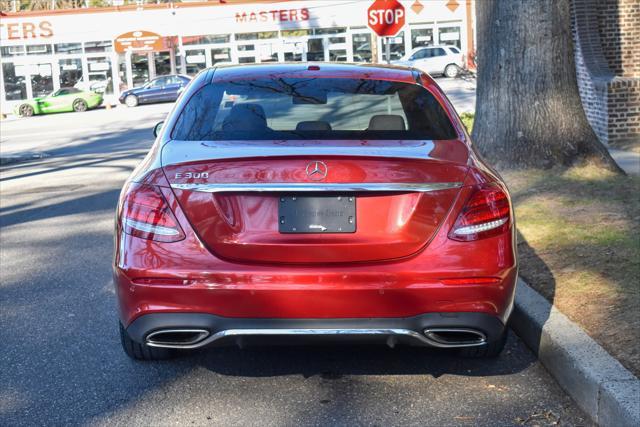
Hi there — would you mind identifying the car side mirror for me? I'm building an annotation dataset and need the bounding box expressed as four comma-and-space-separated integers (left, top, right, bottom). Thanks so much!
153, 121, 164, 138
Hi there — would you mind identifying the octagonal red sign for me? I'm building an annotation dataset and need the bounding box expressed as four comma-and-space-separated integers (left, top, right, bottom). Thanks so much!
367, 0, 406, 37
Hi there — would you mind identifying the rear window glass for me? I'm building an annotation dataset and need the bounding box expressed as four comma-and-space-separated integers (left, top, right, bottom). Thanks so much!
172, 78, 457, 141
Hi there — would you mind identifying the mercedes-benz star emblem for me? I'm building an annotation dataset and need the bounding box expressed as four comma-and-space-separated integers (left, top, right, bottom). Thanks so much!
305, 161, 328, 180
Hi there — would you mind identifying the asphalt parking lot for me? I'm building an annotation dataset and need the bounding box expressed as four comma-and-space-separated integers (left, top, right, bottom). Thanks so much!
0, 79, 591, 426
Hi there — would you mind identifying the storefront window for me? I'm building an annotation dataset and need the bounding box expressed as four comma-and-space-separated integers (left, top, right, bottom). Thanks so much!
26, 44, 52, 56
183, 34, 230, 45
55, 43, 82, 54
281, 29, 310, 38
235, 31, 278, 41
2, 63, 27, 100
117, 55, 127, 91
131, 53, 149, 87
0, 45, 25, 57
59, 58, 83, 88
238, 57, 256, 64
154, 51, 172, 76
211, 47, 231, 65
329, 49, 347, 62
185, 49, 206, 75
87, 56, 113, 94
381, 32, 405, 62
307, 39, 324, 61
84, 40, 112, 53
438, 26, 461, 48
352, 33, 372, 62
283, 41, 304, 61
314, 28, 346, 35
31, 63, 54, 97
411, 28, 434, 48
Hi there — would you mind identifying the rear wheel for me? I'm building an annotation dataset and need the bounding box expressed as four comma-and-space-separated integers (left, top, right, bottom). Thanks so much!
458, 329, 507, 358
444, 64, 460, 78
18, 104, 34, 117
119, 322, 174, 361
73, 99, 88, 112
125, 94, 139, 107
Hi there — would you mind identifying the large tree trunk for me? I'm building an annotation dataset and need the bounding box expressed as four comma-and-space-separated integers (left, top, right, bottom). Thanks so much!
472, 0, 622, 172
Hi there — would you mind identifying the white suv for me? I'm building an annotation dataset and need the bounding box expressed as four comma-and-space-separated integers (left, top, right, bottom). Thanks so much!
392, 45, 464, 77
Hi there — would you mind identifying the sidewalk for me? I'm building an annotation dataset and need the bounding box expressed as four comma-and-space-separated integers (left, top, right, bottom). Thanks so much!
610, 148, 640, 175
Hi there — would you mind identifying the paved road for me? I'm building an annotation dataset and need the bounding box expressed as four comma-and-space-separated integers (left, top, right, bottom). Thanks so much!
0, 99, 591, 426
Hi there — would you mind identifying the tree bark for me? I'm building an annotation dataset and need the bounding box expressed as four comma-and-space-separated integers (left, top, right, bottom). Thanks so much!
472, 0, 623, 173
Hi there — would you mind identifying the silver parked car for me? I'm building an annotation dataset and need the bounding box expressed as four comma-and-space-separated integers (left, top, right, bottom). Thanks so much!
392, 45, 464, 77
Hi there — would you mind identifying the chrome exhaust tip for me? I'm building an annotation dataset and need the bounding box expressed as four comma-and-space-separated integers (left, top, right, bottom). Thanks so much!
423, 328, 487, 348
146, 329, 210, 348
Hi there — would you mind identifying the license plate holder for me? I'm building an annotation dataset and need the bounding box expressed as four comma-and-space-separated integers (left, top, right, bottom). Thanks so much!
278, 195, 356, 233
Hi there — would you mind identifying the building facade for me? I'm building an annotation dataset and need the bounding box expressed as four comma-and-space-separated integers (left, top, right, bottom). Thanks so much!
0, 0, 474, 110
572, 0, 639, 146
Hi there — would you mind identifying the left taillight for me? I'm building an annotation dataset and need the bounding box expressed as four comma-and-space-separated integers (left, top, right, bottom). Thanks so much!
120, 183, 185, 242
448, 184, 511, 242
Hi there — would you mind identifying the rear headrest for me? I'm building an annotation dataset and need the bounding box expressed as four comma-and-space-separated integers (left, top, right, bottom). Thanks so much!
368, 114, 406, 131
295, 121, 332, 131
222, 103, 267, 131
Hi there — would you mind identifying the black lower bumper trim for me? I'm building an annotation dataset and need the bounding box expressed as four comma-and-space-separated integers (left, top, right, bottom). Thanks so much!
126, 312, 506, 349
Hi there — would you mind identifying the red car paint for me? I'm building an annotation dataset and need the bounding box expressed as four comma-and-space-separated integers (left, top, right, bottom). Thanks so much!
114, 64, 516, 341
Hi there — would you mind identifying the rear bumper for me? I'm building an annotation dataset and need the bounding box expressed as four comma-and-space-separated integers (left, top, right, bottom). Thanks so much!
115, 266, 517, 326
126, 312, 507, 349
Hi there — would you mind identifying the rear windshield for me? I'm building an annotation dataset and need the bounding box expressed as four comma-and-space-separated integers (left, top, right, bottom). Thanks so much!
172, 78, 457, 141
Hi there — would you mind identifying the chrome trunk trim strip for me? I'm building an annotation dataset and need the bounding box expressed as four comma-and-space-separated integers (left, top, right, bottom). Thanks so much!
171, 182, 463, 193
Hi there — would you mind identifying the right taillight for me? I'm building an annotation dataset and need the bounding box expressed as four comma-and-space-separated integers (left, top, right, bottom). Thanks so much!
448, 184, 511, 241
120, 183, 185, 242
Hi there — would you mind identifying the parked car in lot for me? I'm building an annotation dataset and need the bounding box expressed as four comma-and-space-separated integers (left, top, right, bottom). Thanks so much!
392, 45, 464, 77
14, 87, 103, 117
118, 74, 191, 107
114, 63, 516, 361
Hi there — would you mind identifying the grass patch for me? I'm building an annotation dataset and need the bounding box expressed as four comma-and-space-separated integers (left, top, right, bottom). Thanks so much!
460, 112, 474, 133
501, 164, 640, 376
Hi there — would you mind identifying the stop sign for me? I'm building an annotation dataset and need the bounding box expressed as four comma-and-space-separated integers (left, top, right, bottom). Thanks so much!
367, 0, 406, 37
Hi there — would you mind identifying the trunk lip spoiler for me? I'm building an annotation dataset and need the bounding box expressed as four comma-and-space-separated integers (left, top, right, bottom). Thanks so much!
160, 140, 467, 165
171, 182, 463, 193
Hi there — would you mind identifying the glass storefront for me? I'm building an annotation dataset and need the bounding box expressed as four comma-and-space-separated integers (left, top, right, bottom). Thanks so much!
59, 58, 83, 88
352, 33, 371, 62
30, 63, 54, 97
0, 16, 465, 106
87, 56, 113, 94
411, 28, 434, 48
131, 53, 149, 87
153, 51, 172, 76
2, 63, 27, 100
438, 26, 461, 48
185, 49, 206, 74
381, 31, 406, 62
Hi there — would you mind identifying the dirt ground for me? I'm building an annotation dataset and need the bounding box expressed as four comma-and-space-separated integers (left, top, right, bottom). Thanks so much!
501, 165, 640, 377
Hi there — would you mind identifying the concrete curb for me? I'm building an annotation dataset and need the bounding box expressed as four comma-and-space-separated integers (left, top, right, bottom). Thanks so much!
511, 278, 640, 426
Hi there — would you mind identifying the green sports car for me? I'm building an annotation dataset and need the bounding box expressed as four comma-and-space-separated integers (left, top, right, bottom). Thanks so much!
14, 87, 103, 117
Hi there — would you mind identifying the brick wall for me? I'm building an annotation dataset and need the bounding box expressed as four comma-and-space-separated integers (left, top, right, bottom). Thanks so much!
572, 0, 639, 146
597, 0, 640, 78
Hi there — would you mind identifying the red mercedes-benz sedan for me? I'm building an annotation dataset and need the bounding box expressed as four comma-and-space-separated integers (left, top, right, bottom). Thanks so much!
114, 63, 516, 360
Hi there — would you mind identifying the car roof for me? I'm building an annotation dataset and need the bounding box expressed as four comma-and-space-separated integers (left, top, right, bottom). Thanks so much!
210, 62, 432, 84
408, 45, 455, 54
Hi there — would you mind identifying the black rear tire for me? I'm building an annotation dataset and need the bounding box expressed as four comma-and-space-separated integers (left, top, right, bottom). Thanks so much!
73, 99, 88, 112
119, 322, 174, 361
458, 329, 507, 358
